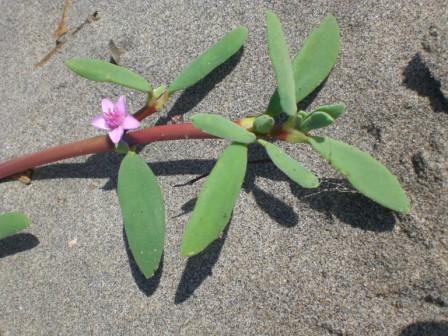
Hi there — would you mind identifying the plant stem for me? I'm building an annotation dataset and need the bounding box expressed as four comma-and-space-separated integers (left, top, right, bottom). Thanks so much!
0, 123, 213, 180
0, 95, 290, 180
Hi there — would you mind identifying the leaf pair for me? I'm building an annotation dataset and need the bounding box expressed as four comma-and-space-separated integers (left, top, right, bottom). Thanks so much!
117, 143, 247, 268
191, 108, 409, 214
66, 26, 248, 97
191, 113, 318, 187
179, 139, 320, 257
183, 114, 319, 256
266, 15, 340, 116
0, 212, 30, 240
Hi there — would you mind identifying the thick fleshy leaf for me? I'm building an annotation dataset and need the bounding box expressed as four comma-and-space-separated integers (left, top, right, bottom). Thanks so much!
300, 111, 335, 133
267, 15, 340, 115
180, 143, 247, 256
117, 152, 165, 278
191, 113, 256, 144
266, 11, 297, 116
169, 26, 248, 93
308, 136, 410, 213
313, 103, 346, 119
65, 58, 152, 92
0, 212, 30, 240
258, 140, 319, 188
253, 115, 275, 134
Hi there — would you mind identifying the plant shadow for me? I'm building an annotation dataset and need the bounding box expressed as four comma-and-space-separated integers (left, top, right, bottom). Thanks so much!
32, 153, 396, 233
28, 153, 396, 301
174, 223, 230, 304
403, 53, 448, 113
297, 77, 328, 111
0, 233, 39, 258
242, 145, 299, 227
32, 151, 121, 190
123, 227, 163, 297
155, 48, 244, 125
290, 179, 395, 232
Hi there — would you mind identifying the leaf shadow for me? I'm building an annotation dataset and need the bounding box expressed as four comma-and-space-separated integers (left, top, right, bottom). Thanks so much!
297, 77, 329, 111
399, 321, 448, 336
27, 152, 396, 300
0, 233, 39, 258
155, 47, 244, 125
242, 145, 299, 227
122, 227, 163, 297
402, 53, 448, 113
174, 223, 230, 304
173, 197, 197, 218
290, 178, 395, 232
32, 151, 121, 190
31, 153, 395, 232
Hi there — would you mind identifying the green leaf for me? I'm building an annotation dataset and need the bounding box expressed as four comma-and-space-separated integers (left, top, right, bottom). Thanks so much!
181, 143, 247, 256
169, 26, 248, 93
266, 11, 297, 116
308, 136, 410, 213
313, 103, 345, 119
0, 212, 30, 240
258, 140, 319, 188
117, 152, 165, 278
253, 115, 275, 134
65, 58, 152, 92
191, 113, 256, 144
300, 111, 335, 133
267, 15, 340, 116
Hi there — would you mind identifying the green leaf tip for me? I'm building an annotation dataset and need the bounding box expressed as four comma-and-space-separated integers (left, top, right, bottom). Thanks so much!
258, 139, 319, 188
266, 11, 297, 117
266, 14, 340, 116
117, 152, 165, 278
299, 103, 345, 132
0, 212, 30, 240
180, 143, 247, 257
65, 58, 152, 92
191, 113, 256, 144
308, 136, 411, 214
169, 26, 248, 93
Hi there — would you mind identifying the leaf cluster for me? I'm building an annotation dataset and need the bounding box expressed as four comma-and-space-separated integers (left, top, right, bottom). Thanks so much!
61, 12, 410, 278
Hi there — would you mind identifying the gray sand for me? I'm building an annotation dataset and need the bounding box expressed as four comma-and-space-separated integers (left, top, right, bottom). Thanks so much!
0, 1, 447, 335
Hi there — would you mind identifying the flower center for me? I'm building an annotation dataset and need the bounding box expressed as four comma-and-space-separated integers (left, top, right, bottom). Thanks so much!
104, 107, 125, 129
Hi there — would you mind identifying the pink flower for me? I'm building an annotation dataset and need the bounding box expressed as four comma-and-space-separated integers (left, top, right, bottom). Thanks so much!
91, 96, 140, 144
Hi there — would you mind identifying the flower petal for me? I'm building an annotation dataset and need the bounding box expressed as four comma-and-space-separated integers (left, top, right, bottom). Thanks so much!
115, 96, 127, 115
122, 115, 141, 130
91, 116, 110, 130
108, 126, 124, 144
102, 98, 114, 114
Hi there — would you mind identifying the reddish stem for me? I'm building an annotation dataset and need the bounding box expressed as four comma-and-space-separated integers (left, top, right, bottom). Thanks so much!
133, 104, 157, 121
0, 93, 290, 181
0, 123, 213, 180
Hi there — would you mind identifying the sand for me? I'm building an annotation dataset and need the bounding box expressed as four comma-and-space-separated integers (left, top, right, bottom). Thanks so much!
0, 1, 447, 335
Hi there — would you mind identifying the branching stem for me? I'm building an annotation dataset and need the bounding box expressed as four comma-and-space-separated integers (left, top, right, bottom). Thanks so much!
0, 96, 290, 180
